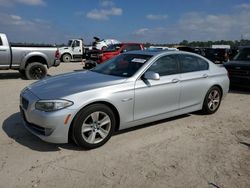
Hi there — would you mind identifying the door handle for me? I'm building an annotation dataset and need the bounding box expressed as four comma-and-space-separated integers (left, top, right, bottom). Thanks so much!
172, 78, 180, 83
202, 74, 208, 78
0, 49, 7, 52
121, 98, 133, 102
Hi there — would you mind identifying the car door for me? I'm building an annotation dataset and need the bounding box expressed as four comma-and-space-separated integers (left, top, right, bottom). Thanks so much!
72, 40, 82, 58
178, 54, 210, 109
134, 54, 181, 120
0, 36, 11, 67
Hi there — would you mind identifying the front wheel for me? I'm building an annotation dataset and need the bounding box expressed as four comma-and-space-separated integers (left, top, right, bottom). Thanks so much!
62, 54, 71, 62
202, 86, 222, 114
25, 62, 47, 80
72, 104, 116, 149
84, 60, 97, 70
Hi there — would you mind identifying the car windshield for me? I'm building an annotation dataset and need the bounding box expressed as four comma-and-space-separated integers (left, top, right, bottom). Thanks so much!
233, 48, 250, 61
104, 44, 122, 52
67, 40, 73, 47
91, 54, 152, 77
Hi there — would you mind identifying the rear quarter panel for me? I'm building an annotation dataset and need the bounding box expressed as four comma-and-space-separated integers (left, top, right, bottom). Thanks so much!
208, 63, 229, 99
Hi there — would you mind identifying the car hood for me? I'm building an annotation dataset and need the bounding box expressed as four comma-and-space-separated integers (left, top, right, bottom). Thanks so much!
28, 71, 126, 99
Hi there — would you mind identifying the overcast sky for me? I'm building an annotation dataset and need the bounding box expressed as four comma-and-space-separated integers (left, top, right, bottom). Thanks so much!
0, 0, 250, 44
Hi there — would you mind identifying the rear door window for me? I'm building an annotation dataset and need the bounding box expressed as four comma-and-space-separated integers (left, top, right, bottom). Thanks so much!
180, 54, 209, 73
0, 37, 2, 46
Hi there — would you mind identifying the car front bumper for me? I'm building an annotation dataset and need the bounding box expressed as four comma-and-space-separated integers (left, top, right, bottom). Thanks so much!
20, 89, 75, 144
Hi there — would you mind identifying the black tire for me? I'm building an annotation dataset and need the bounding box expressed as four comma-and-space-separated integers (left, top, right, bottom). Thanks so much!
202, 86, 222, 114
84, 61, 97, 70
72, 104, 116, 149
18, 69, 26, 77
25, 62, 47, 80
62, 54, 71, 63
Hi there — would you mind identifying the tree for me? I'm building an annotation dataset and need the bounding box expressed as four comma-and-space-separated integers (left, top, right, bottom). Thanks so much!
180, 40, 189, 46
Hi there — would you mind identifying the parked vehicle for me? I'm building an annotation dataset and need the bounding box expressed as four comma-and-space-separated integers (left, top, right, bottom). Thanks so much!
177, 46, 205, 56
224, 47, 250, 88
177, 46, 196, 53
20, 50, 229, 149
59, 37, 121, 62
92, 37, 121, 50
59, 38, 85, 62
85, 43, 144, 69
148, 46, 178, 51
0, 33, 60, 80
203, 48, 230, 63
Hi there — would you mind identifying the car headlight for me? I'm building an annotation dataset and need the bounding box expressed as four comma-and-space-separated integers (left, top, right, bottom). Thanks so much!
35, 99, 73, 112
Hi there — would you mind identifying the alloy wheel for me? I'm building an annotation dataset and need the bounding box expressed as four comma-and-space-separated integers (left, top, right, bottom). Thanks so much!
30, 65, 46, 79
207, 89, 221, 111
81, 111, 111, 144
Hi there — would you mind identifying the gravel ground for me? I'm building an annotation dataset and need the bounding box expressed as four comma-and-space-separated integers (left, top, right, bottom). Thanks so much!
0, 63, 249, 188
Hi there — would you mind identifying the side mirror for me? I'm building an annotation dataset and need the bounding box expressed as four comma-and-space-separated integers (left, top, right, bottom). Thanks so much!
144, 71, 160, 80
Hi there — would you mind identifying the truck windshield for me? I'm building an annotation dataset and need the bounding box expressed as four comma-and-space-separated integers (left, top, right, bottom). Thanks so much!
91, 54, 152, 77
67, 40, 73, 47
233, 48, 250, 61
104, 44, 122, 52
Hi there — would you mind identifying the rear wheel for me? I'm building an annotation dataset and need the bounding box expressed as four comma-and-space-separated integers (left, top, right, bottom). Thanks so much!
62, 54, 71, 62
72, 104, 116, 149
202, 86, 222, 114
25, 62, 47, 80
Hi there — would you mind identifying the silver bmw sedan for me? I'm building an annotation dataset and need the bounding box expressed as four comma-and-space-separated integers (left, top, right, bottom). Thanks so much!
20, 50, 229, 149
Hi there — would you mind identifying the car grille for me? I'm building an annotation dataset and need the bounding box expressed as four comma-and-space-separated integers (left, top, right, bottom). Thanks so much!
228, 69, 250, 76
21, 97, 29, 110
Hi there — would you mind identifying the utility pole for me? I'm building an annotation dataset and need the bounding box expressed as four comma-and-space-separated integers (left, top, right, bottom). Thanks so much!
240, 34, 243, 46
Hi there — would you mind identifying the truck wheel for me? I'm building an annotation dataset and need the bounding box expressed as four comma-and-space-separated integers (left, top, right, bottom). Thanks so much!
84, 61, 97, 70
25, 62, 47, 80
19, 69, 26, 77
62, 54, 71, 62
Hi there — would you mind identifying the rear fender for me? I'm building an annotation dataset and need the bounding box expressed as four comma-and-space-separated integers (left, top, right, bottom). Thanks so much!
20, 52, 48, 69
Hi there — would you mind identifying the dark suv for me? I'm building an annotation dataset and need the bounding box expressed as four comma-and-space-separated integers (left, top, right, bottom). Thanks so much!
224, 47, 250, 88
203, 48, 230, 63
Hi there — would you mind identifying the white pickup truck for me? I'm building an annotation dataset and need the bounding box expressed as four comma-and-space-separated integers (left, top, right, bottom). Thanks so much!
0, 33, 60, 79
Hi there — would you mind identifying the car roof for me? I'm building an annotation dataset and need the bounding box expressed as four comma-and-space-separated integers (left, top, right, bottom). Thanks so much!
126, 50, 211, 61
126, 49, 187, 56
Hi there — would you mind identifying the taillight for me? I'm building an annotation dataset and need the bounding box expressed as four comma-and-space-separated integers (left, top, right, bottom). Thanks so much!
55, 50, 60, 59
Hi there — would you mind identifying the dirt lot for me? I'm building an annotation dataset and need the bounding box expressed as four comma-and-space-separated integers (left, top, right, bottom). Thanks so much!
0, 63, 249, 188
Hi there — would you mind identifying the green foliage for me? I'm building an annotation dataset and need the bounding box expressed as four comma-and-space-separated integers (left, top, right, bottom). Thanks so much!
145, 39, 250, 48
